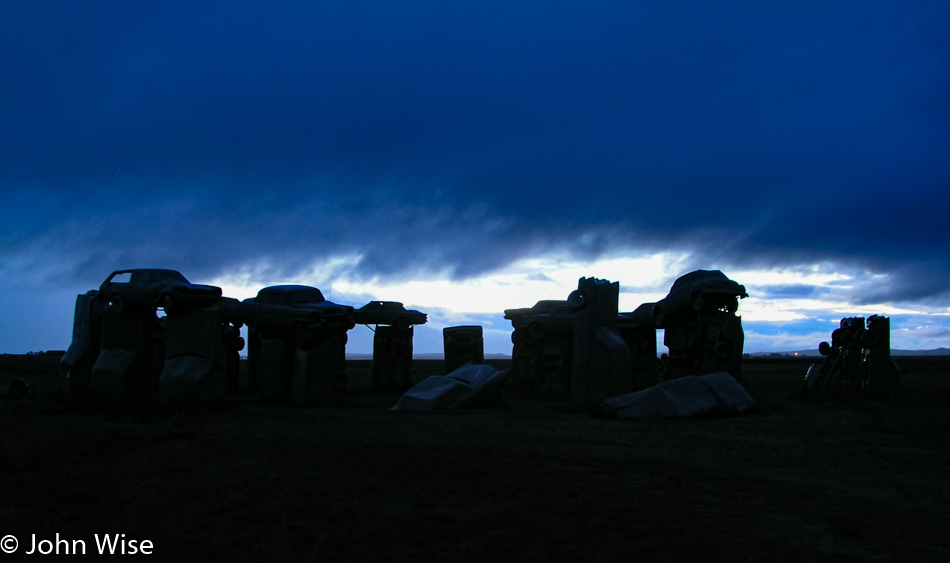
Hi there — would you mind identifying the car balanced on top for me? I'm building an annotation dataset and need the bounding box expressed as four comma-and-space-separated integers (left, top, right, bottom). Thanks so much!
99, 269, 222, 313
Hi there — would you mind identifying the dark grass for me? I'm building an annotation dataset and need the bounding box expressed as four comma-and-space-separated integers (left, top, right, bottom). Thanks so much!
2, 357, 950, 561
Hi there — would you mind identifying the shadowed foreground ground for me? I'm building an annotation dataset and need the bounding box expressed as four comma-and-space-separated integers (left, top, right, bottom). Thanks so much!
2, 357, 949, 561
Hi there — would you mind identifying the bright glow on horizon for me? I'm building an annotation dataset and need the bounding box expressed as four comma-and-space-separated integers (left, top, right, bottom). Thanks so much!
329, 253, 681, 313
201, 252, 950, 355
208, 252, 685, 313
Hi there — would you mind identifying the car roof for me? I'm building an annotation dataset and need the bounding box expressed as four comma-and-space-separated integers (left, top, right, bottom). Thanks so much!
358, 301, 404, 310
106, 269, 189, 283
254, 285, 326, 305
670, 269, 728, 289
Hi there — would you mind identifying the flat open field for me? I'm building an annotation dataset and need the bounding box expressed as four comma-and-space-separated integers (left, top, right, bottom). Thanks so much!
2, 356, 949, 561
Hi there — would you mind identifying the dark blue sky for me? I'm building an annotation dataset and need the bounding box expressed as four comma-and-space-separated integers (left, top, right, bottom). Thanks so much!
2, 1, 949, 354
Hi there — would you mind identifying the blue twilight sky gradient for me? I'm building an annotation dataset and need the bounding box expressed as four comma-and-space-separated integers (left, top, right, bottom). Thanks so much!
2, 1, 949, 355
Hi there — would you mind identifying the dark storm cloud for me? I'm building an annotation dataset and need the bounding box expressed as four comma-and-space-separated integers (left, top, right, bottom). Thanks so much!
3, 1, 950, 302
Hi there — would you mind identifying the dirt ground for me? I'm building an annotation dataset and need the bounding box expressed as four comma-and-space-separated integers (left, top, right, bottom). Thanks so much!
2, 356, 949, 561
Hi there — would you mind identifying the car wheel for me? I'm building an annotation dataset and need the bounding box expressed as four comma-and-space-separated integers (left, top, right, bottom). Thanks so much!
109, 293, 125, 313
861, 329, 881, 347
567, 290, 586, 310
528, 322, 544, 339
9, 379, 27, 399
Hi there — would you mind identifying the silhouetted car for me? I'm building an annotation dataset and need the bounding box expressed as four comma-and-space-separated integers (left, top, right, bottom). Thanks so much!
353, 301, 427, 328
652, 270, 747, 326
242, 285, 354, 325
2, 377, 30, 399
99, 269, 222, 312
251, 285, 326, 307
504, 300, 578, 338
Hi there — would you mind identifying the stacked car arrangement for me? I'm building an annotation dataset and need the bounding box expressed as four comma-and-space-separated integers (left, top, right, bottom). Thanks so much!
61, 269, 428, 409
803, 315, 901, 395
505, 270, 751, 410
61, 267, 892, 413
